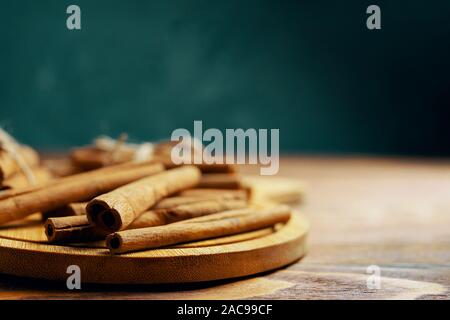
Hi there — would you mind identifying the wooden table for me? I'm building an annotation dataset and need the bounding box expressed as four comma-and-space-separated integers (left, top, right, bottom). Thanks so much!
0, 156, 449, 299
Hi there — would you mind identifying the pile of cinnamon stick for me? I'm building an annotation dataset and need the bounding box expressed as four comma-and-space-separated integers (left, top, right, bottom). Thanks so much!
0, 137, 292, 254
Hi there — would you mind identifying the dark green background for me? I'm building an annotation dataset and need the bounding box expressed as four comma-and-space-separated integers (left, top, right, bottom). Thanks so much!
1, 0, 449, 155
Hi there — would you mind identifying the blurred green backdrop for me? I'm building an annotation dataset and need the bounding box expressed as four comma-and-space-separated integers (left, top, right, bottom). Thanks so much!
1, 0, 449, 155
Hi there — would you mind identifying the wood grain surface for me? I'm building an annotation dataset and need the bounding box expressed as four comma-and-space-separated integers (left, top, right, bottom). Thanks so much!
0, 214, 308, 284
0, 156, 449, 299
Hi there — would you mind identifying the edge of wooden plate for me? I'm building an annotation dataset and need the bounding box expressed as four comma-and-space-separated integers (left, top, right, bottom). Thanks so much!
0, 213, 309, 284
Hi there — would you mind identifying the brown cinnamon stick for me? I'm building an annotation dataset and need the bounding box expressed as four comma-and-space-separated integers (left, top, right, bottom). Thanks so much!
43, 157, 85, 177
86, 166, 201, 232
129, 199, 247, 229
177, 188, 249, 201
197, 173, 243, 189
0, 160, 161, 201
153, 192, 248, 209
45, 215, 109, 243
153, 141, 236, 173
106, 205, 291, 254
70, 146, 135, 169
0, 162, 164, 225
195, 163, 236, 174
46, 199, 246, 243
42, 202, 87, 220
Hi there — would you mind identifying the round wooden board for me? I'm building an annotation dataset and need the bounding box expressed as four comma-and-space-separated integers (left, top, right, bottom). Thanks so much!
0, 212, 308, 284
0, 174, 308, 284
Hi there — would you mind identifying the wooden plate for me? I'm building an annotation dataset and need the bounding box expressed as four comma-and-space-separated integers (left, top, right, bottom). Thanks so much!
0, 175, 308, 284
0, 212, 308, 284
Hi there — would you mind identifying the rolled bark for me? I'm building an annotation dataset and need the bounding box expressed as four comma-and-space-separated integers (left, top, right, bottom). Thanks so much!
70, 146, 135, 170
0, 162, 164, 225
46, 199, 246, 243
195, 163, 236, 174
86, 166, 201, 232
106, 205, 291, 254
197, 173, 243, 189
153, 193, 248, 209
45, 215, 109, 243
42, 202, 87, 220
0, 160, 160, 201
128, 199, 247, 229
177, 188, 249, 201
43, 157, 84, 177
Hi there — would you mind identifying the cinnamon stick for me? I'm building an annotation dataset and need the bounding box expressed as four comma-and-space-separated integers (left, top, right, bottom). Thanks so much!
158, 157, 237, 174
128, 199, 247, 229
197, 173, 243, 189
43, 157, 84, 177
46, 199, 246, 243
195, 163, 236, 174
178, 188, 249, 201
106, 205, 291, 254
152, 141, 236, 173
153, 193, 248, 209
86, 166, 201, 232
42, 202, 87, 220
0, 162, 164, 225
0, 160, 160, 201
71, 146, 135, 169
45, 215, 109, 243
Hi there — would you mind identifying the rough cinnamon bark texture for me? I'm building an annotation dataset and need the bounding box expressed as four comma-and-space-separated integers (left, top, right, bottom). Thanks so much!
70, 146, 135, 169
46, 199, 245, 243
0, 162, 164, 225
43, 157, 84, 177
45, 215, 109, 243
177, 188, 249, 201
42, 202, 87, 220
152, 196, 211, 209
0, 146, 40, 182
197, 173, 243, 189
128, 199, 247, 229
153, 193, 248, 209
106, 205, 291, 254
87, 166, 201, 232
0, 160, 160, 201
152, 141, 236, 173
195, 163, 236, 173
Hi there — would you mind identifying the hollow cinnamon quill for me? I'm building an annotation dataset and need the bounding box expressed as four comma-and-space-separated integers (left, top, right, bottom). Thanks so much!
177, 188, 249, 201
45, 215, 109, 243
0, 162, 164, 225
106, 205, 291, 254
42, 202, 87, 220
46, 199, 246, 243
86, 166, 201, 232
128, 199, 247, 229
45, 195, 226, 220
197, 173, 243, 189
0, 160, 161, 201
